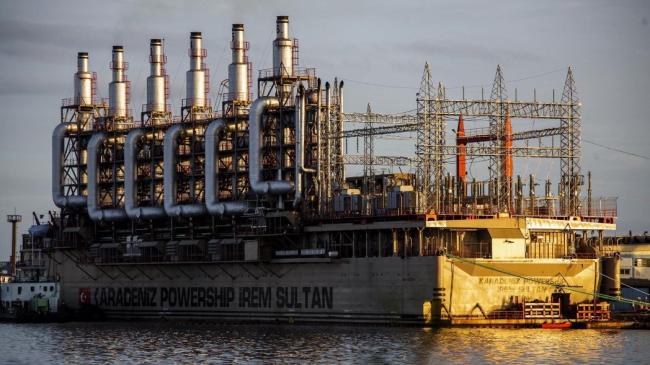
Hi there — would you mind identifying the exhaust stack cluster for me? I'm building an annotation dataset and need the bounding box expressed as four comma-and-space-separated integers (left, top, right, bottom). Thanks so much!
55, 16, 322, 220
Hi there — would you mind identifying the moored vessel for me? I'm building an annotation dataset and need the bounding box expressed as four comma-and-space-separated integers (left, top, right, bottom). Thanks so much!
36, 15, 648, 327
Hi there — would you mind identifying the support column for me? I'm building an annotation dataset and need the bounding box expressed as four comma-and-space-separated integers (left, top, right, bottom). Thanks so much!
7, 214, 22, 276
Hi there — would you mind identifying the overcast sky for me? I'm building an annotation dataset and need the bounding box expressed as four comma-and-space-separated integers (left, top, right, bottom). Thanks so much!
0, 0, 649, 260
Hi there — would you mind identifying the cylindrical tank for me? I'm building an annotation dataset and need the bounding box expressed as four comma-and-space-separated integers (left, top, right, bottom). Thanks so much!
228, 24, 248, 102
601, 255, 621, 297
109, 46, 127, 117
147, 39, 167, 113
272, 16, 293, 78
186, 32, 206, 108
431, 253, 446, 323
74, 52, 92, 105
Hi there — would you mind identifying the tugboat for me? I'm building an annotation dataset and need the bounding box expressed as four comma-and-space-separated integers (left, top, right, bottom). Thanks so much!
0, 214, 60, 321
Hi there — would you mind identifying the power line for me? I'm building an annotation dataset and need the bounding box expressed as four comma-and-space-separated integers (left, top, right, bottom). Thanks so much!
584, 139, 650, 161
336, 66, 567, 91
342, 78, 417, 90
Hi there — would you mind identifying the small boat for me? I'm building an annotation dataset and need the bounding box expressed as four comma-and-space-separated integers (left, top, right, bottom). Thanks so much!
541, 321, 572, 329
0, 219, 61, 322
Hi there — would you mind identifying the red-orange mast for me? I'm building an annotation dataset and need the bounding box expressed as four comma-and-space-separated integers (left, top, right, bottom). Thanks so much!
456, 114, 466, 184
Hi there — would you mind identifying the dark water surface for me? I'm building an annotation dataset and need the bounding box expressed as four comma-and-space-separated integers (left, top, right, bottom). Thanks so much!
1, 322, 648, 364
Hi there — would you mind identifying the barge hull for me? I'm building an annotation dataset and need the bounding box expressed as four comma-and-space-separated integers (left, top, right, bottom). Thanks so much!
54, 253, 599, 325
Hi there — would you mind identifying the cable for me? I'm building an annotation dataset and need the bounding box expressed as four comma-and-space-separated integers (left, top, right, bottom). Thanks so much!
342, 78, 418, 90
600, 272, 650, 298
336, 66, 567, 92
507, 67, 566, 84
583, 139, 650, 161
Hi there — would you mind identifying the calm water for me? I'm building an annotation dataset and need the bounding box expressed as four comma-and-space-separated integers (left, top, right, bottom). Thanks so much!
1, 322, 649, 364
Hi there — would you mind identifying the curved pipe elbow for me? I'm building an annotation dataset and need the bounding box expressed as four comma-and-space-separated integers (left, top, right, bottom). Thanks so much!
163, 124, 206, 217
248, 96, 291, 196
205, 119, 248, 216
124, 129, 166, 220
87, 132, 127, 222
52, 123, 87, 208
163, 124, 183, 217
205, 119, 225, 215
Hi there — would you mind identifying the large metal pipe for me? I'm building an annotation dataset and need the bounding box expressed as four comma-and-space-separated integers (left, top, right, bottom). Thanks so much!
147, 39, 167, 113
74, 52, 92, 105
325, 82, 332, 201
293, 85, 306, 206
52, 123, 86, 208
338, 80, 345, 182
163, 124, 206, 217
316, 79, 322, 209
186, 32, 206, 108
228, 24, 248, 103
109, 46, 128, 117
248, 97, 292, 195
273, 16, 293, 78
205, 120, 248, 216
124, 129, 166, 219
87, 133, 128, 221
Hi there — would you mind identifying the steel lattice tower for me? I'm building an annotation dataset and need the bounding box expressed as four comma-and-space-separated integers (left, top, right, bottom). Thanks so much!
560, 67, 581, 215
489, 65, 508, 212
416, 63, 435, 212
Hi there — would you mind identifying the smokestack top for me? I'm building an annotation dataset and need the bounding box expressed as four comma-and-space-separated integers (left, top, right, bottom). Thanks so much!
277, 15, 289, 23
232, 24, 244, 30
190, 32, 202, 38
78, 52, 88, 58
113, 45, 123, 51
150, 39, 162, 45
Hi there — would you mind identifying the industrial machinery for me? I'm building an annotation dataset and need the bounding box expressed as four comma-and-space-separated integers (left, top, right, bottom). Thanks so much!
44, 16, 625, 325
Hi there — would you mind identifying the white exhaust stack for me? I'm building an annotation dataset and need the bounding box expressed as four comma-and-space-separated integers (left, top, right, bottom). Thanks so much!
228, 24, 249, 103
186, 32, 207, 108
74, 52, 93, 105
147, 39, 167, 113
273, 16, 293, 78
109, 46, 128, 117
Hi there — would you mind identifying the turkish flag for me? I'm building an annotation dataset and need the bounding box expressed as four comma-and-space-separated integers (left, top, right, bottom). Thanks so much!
79, 288, 91, 305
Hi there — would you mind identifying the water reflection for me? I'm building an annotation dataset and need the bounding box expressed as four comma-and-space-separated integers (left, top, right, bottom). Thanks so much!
1, 322, 647, 364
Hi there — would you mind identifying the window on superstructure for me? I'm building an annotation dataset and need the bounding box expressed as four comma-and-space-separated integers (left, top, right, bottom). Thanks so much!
30, 286, 34, 292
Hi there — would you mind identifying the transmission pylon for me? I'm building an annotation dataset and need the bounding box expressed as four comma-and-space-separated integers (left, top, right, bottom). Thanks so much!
560, 67, 581, 215
489, 65, 508, 212
416, 63, 435, 212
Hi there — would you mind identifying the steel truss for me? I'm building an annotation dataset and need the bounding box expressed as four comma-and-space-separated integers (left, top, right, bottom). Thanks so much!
340, 66, 581, 215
